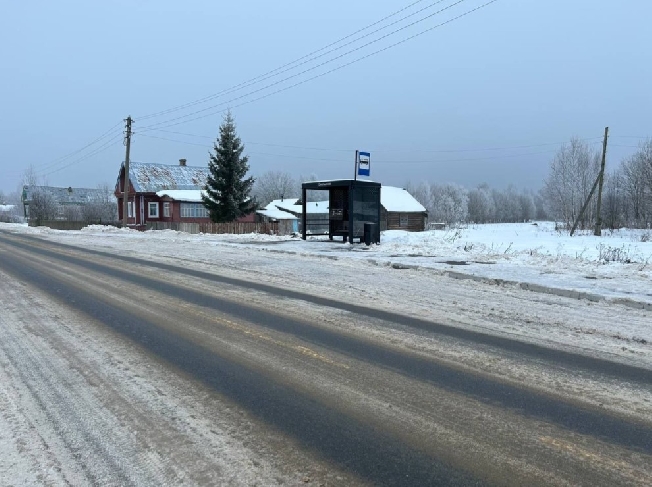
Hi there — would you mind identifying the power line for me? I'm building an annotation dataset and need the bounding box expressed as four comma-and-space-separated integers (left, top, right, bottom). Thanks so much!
138, 132, 593, 164
32, 121, 123, 172
41, 135, 124, 177
136, 0, 450, 121
139, 0, 492, 131
139, 131, 352, 152
610, 135, 651, 139
610, 143, 646, 148
141, 129, 601, 154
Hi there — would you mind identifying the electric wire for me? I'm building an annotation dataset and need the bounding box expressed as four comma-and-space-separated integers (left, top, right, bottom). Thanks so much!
139, 0, 493, 131
140, 130, 601, 154
32, 121, 123, 172
41, 135, 124, 177
136, 0, 452, 121
138, 132, 597, 165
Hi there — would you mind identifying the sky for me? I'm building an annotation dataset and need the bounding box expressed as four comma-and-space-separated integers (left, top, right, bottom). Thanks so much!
1, 0, 651, 196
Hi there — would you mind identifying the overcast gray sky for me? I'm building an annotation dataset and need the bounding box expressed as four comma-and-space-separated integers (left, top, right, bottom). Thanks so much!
1, 0, 651, 195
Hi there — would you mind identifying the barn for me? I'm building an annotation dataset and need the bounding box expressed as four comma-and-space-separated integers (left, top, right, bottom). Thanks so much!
381, 186, 427, 232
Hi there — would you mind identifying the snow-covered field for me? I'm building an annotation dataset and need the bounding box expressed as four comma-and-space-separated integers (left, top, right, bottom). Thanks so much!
3, 221, 651, 307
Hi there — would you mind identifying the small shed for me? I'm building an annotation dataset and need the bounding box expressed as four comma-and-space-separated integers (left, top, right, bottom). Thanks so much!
301, 179, 381, 243
256, 199, 299, 235
381, 186, 428, 231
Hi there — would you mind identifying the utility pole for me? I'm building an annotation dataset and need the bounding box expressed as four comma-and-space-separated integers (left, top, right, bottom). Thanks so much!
122, 116, 133, 227
594, 126, 609, 236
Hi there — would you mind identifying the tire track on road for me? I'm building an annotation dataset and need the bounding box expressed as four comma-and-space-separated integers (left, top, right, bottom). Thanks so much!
1, 233, 651, 457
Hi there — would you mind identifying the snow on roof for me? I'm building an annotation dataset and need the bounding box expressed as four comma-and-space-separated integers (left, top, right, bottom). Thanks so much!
156, 190, 206, 202
274, 199, 329, 215
127, 162, 209, 193
255, 199, 299, 220
22, 186, 114, 205
381, 186, 426, 213
262, 189, 424, 214
0, 204, 15, 212
256, 208, 298, 220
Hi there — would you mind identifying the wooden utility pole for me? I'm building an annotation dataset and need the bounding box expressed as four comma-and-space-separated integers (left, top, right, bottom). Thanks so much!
594, 126, 609, 236
122, 116, 133, 227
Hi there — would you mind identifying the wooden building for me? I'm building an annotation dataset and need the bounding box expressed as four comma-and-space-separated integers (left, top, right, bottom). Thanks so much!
380, 186, 427, 231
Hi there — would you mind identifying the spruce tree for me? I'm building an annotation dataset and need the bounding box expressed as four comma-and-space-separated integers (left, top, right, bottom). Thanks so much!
202, 111, 256, 222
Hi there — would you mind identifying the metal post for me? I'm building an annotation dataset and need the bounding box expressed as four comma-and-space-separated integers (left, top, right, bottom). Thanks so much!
354, 150, 358, 181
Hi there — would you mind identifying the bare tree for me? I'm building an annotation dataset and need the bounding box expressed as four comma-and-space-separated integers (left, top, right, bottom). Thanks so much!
29, 189, 59, 223
518, 191, 535, 222
298, 173, 322, 202
252, 171, 297, 206
619, 139, 652, 227
602, 171, 625, 229
405, 181, 433, 216
543, 138, 601, 229
22, 164, 40, 188
81, 184, 118, 223
467, 184, 495, 223
430, 183, 468, 225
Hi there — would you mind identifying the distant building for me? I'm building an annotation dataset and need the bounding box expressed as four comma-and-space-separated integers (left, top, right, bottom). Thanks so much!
0, 204, 18, 223
21, 185, 116, 221
380, 186, 428, 231
256, 198, 300, 234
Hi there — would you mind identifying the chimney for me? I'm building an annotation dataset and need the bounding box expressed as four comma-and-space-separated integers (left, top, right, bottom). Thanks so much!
179, 158, 187, 166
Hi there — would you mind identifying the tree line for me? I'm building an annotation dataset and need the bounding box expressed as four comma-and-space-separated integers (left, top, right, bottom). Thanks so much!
543, 137, 652, 230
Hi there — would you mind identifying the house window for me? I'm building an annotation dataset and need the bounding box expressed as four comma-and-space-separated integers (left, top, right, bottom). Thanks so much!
148, 202, 159, 219
163, 202, 170, 218
180, 203, 209, 219
399, 213, 408, 227
128, 202, 134, 218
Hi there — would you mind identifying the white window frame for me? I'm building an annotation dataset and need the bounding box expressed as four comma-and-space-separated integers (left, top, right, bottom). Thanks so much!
163, 202, 170, 218
148, 202, 159, 219
180, 203, 209, 219
128, 201, 134, 218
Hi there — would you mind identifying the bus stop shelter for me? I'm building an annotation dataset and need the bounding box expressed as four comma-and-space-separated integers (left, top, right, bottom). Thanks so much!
301, 179, 381, 244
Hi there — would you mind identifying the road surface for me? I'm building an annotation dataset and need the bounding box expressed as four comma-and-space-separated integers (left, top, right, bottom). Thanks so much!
0, 230, 651, 486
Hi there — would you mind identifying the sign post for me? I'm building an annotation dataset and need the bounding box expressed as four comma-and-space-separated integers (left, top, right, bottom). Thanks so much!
354, 150, 371, 180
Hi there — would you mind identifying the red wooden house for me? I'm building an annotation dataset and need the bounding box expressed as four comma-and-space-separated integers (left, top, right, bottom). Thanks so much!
115, 159, 209, 225
115, 158, 256, 226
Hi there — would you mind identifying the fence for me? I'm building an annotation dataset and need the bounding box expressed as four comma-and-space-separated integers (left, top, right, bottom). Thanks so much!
28, 220, 119, 230
146, 221, 282, 235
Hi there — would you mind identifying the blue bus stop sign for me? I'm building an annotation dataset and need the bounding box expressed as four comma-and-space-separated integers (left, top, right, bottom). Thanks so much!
357, 151, 371, 177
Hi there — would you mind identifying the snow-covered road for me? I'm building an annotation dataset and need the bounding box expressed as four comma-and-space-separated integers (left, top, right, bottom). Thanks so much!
0, 227, 651, 485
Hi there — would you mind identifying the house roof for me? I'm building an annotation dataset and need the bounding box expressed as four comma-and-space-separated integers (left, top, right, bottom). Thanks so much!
256, 199, 299, 220
22, 185, 114, 205
261, 189, 424, 215
126, 162, 209, 193
381, 186, 426, 213
156, 190, 206, 202
256, 208, 298, 220
276, 199, 330, 215
0, 204, 15, 212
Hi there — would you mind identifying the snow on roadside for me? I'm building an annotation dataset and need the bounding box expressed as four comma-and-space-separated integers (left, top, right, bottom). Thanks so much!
2, 221, 651, 305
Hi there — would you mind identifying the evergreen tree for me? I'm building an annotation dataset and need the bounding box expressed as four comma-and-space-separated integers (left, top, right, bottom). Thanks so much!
202, 111, 256, 222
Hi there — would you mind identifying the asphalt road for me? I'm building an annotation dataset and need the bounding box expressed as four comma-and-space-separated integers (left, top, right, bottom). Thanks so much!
1, 230, 651, 486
